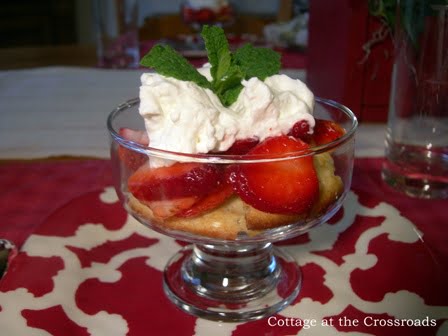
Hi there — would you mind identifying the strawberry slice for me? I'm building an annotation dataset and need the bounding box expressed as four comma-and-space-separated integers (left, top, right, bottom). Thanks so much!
288, 120, 311, 141
195, 8, 215, 23
216, 5, 234, 21
147, 197, 199, 219
222, 138, 259, 155
119, 128, 149, 145
128, 162, 222, 202
229, 135, 319, 215
312, 119, 345, 145
177, 182, 234, 218
118, 128, 149, 170
182, 7, 195, 23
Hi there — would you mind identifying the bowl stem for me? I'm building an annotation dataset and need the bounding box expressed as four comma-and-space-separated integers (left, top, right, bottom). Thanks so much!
163, 242, 302, 322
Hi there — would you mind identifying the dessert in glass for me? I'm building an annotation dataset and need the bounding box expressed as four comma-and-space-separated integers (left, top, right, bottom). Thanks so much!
107, 26, 358, 322
180, 0, 235, 51
181, 0, 234, 31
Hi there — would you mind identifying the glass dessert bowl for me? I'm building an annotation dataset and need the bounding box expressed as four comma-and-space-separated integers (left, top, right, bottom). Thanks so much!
181, 0, 235, 32
107, 97, 357, 322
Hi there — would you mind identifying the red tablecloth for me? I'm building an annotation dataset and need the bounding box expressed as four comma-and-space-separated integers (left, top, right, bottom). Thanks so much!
0, 158, 447, 335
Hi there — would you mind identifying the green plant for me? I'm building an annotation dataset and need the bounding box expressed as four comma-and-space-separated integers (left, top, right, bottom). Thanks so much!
368, 0, 397, 29
368, 0, 448, 49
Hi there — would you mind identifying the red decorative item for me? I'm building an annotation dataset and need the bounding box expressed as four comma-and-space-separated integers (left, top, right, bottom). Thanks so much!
307, 0, 393, 122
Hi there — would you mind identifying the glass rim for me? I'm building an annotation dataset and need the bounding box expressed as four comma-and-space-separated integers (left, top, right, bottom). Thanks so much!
107, 97, 358, 163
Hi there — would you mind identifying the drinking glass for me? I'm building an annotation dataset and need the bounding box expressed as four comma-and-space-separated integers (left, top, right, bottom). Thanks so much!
107, 97, 357, 321
382, 1, 448, 198
93, 0, 139, 69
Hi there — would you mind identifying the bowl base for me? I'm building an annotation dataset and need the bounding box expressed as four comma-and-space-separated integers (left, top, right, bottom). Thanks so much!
163, 243, 302, 322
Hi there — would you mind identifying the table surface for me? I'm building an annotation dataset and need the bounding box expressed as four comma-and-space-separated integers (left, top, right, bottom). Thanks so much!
0, 66, 385, 160
0, 66, 446, 336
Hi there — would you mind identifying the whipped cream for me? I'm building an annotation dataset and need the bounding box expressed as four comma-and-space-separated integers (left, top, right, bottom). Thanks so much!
139, 67, 315, 166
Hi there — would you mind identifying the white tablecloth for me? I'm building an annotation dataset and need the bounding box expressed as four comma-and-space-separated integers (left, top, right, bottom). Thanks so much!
0, 67, 386, 159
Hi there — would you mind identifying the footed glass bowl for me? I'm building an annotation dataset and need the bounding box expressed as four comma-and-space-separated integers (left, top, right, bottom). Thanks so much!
107, 97, 357, 322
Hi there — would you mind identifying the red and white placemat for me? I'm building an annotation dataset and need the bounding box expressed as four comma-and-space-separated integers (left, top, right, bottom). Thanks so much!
0, 158, 447, 335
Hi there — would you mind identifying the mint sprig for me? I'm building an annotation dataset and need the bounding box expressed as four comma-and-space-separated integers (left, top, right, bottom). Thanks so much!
140, 44, 211, 89
201, 25, 245, 106
140, 26, 281, 106
201, 25, 233, 82
234, 44, 281, 80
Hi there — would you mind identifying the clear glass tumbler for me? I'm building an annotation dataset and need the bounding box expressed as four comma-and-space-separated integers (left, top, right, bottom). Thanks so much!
93, 0, 139, 69
382, 1, 448, 199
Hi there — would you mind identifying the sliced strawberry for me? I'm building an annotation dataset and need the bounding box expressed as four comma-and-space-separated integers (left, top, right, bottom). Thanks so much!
222, 138, 259, 155
128, 162, 222, 202
288, 119, 311, 141
182, 7, 195, 22
216, 5, 234, 21
312, 119, 345, 145
147, 197, 199, 219
229, 135, 319, 215
118, 128, 149, 170
177, 182, 234, 218
195, 8, 215, 23
119, 128, 149, 145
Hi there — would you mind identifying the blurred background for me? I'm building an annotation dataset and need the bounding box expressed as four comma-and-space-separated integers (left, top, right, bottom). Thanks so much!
0, 0, 395, 122
0, 0, 310, 68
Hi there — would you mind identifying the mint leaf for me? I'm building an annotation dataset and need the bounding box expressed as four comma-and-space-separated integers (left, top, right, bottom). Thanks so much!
234, 44, 281, 80
140, 44, 211, 89
201, 25, 232, 81
213, 66, 244, 93
139, 26, 282, 107
213, 66, 245, 106
220, 86, 244, 107
201, 25, 245, 106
